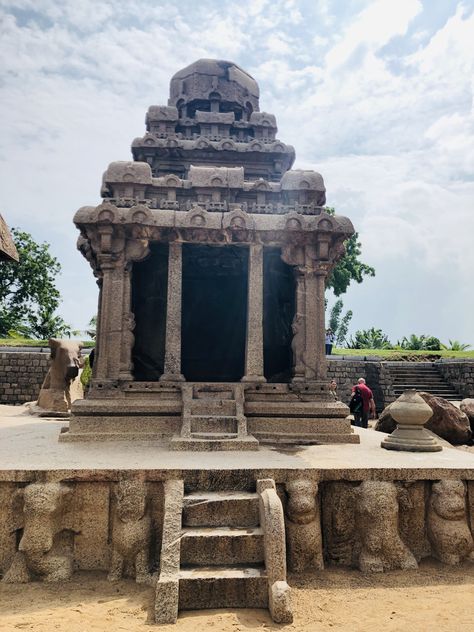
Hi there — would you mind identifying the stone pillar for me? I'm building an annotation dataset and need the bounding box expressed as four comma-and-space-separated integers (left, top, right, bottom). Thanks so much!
303, 264, 317, 381
119, 264, 134, 381
95, 258, 125, 381
242, 243, 266, 383
291, 269, 305, 382
160, 242, 185, 382
314, 266, 328, 381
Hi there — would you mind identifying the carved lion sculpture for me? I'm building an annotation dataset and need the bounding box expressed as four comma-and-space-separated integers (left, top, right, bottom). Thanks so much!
285, 478, 324, 572
427, 480, 474, 565
356, 481, 418, 573
108, 479, 152, 584
36, 338, 84, 414
3, 482, 73, 583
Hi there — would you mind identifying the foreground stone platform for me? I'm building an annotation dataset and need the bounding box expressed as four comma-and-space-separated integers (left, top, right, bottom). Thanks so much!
1, 406, 473, 626
0, 406, 472, 480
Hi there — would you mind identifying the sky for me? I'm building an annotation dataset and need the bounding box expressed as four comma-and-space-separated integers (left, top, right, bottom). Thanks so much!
0, 0, 473, 345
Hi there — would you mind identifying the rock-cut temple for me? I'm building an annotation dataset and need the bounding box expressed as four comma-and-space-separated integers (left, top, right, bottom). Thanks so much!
64, 59, 358, 448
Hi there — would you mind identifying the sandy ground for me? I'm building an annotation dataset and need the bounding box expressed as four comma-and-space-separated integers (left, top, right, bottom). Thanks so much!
1, 560, 473, 632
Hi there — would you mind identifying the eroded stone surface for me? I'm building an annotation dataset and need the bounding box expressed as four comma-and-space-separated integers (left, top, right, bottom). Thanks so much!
321, 481, 359, 567
36, 339, 83, 414
427, 479, 474, 565
3, 482, 74, 583
285, 478, 323, 572
460, 398, 474, 431
356, 481, 418, 572
108, 478, 152, 584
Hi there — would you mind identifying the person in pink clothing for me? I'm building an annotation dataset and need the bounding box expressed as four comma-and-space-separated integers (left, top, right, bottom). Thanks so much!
351, 377, 376, 428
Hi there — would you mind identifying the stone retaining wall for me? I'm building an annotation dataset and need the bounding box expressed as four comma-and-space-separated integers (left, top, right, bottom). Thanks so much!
327, 359, 394, 412
0, 350, 50, 404
1, 350, 473, 408
436, 360, 474, 399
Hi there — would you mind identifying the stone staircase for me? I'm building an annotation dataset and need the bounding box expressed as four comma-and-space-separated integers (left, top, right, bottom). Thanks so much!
170, 383, 258, 450
155, 479, 292, 624
386, 363, 462, 401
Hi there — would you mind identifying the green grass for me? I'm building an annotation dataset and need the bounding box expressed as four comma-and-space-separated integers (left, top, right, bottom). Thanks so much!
0, 338, 94, 348
332, 348, 474, 360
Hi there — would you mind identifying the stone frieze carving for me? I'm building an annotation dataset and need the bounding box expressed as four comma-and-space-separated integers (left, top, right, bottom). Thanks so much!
108, 479, 152, 584
355, 481, 418, 572
427, 480, 474, 565
284, 478, 324, 572
3, 482, 74, 583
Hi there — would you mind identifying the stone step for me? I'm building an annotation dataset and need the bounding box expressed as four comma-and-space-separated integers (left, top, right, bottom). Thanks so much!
190, 415, 238, 434
183, 491, 260, 527
392, 384, 458, 390
245, 400, 349, 418
170, 434, 259, 452
253, 431, 360, 444
192, 385, 235, 400
191, 432, 239, 440
180, 527, 264, 566
247, 416, 353, 435
178, 565, 268, 610
190, 400, 236, 416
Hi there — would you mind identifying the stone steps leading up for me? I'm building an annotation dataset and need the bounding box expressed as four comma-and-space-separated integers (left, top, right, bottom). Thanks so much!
179, 486, 267, 611
155, 479, 291, 624
172, 383, 258, 451
387, 364, 463, 401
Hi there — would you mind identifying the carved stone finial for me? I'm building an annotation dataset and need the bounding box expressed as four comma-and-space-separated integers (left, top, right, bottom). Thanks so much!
381, 389, 442, 452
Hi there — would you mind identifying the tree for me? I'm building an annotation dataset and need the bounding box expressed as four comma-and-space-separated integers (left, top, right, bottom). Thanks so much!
441, 340, 471, 351
325, 208, 375, 296
348, 327, 392, 349
398, 334, 441, 351
0, 228, 70, 339
328, 299, 353, 347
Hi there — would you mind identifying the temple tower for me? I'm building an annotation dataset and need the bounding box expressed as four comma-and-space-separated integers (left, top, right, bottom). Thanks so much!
64, 59, 358, 447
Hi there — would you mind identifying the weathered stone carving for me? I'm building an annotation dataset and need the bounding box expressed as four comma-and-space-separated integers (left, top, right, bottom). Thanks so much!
321, 481, 359, 567
108, 479, 152, 584
285, 478, 323, 571
36, 339, 84, 414
356, 481, 418, 572
396, 481, 430, 561
427, 480, 474, 565
3, 482, 73, 583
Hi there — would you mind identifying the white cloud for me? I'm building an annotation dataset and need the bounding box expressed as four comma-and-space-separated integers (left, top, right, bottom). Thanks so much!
0, 0, 473, 345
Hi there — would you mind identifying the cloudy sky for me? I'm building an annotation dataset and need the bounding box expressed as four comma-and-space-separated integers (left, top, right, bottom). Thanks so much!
1, 0, 473, 345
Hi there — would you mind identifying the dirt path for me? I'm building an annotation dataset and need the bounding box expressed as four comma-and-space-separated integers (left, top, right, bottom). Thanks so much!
1, 560, 473, 631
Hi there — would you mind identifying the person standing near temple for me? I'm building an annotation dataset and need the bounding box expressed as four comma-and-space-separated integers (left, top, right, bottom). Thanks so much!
325, 328, 336, 355
350, 377, 375, 428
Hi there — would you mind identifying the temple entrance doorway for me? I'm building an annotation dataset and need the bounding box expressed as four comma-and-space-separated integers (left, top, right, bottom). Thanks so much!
132, 243, 169, 381
181, 244, 249, 382
263, 248, 295, 382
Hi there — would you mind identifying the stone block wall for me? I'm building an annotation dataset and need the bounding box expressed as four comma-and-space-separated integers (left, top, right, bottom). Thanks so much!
327, 359, 394, 412
436, 360, 474, 399
0, 351, 49, 404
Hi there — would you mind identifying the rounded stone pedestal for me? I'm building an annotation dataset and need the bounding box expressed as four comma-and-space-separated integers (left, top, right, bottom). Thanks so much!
381, 390, 442, 452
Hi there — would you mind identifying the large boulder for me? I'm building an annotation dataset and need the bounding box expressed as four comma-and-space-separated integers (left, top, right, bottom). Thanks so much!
375, 392, 472, 445
460, 399, 474, 431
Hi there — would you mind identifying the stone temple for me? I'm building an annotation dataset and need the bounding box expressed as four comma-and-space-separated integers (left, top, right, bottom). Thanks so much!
1, 60, 474, 629
64, 59, 357, 448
